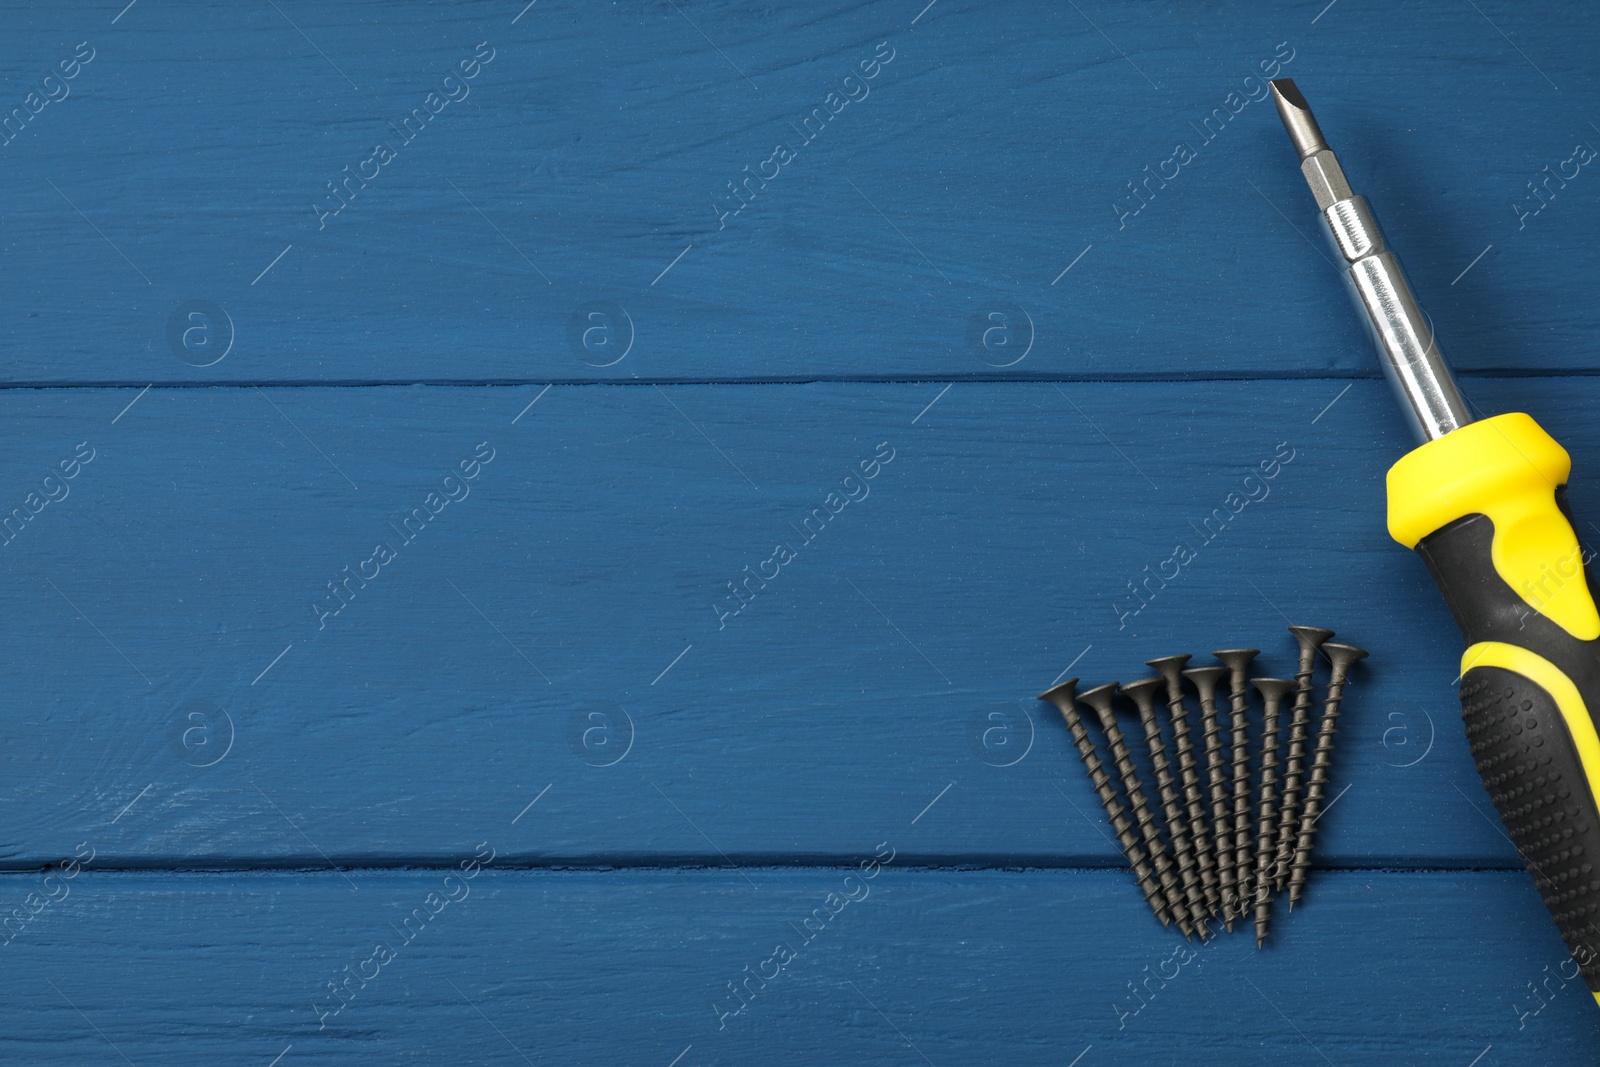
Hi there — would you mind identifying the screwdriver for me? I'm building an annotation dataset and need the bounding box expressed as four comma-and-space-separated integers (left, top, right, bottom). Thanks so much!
1270, 79, 1600, 1003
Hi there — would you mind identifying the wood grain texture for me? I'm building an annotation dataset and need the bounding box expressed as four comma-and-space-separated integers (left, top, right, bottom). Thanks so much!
0, 376, 1594, 866
0, 1, 1597, 383
7, 0, 1600, 1058
0, 868, 1594, 1065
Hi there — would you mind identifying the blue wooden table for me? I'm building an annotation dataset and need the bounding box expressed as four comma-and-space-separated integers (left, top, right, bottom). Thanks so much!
3, 1, 1600, 1062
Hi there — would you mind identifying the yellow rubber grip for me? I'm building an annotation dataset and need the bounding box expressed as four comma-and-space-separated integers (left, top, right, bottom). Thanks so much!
1387, 412, 1600, 642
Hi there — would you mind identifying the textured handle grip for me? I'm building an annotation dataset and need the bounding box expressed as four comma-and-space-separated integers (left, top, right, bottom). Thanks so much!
1419, 508, 1600, 995
1460, 664, 1600, 991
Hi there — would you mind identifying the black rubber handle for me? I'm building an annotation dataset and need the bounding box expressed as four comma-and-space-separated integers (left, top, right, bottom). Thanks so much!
1419, 507, 1600, 992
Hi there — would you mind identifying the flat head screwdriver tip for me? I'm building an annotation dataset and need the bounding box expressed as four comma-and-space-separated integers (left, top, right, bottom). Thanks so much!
1269, 79, 1327, 161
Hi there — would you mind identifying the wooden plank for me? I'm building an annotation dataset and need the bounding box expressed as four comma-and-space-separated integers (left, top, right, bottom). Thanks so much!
1, 2, 1598, 383
1, 377, 1596, 865
0, 867, 1593, 1064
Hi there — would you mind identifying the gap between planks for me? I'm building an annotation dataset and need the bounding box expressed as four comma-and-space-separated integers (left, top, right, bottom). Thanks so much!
1, 369, 1598, 393
0, 861, 1528, 877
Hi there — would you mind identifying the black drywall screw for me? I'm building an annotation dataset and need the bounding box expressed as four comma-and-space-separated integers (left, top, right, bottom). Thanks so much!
1124, 675, 1209, 931
1288, 642, 1369, 909
1250, 677, 1294, 948
1215, 648, 1259, 921
1275, 625, 1333, 892
1039, 680, 1172, 927
1078, 682, 1195, 937
1184, 664, 1237, 929
1148, 654, 1221, 923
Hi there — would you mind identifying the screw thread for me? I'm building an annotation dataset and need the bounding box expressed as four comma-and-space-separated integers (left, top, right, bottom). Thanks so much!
1101, 716, 1193, 932
1229, 693, 1253, 919
1137, 702, 1208, 929
1062, 707, 1171, 924
1288, 676, 1351, 907
1213, 649, 1259, 923
1167, 700, 1220, 918
1274, 663, 1317, 892
1197, 688, 1237, 922
1251, 680, 1291, 948
1287, 815, 1316, 908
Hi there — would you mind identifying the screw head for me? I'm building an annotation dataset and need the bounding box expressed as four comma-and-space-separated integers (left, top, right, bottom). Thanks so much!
1076, 681, 1121, 722
1212, 648, 1261, 680
1182, 666, 1227, 699
1252, 677, 1295, 704
1288, 625, 1335, 651
1145, 653, 1191, 677
1037, 678, 1078, 712
1146, 655, 1191, 700
1322, 642, 1369, 677
1120, 676, 1165, 711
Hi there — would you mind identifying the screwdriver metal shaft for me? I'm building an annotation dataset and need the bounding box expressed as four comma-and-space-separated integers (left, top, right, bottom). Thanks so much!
1269, 79, 1472, 444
